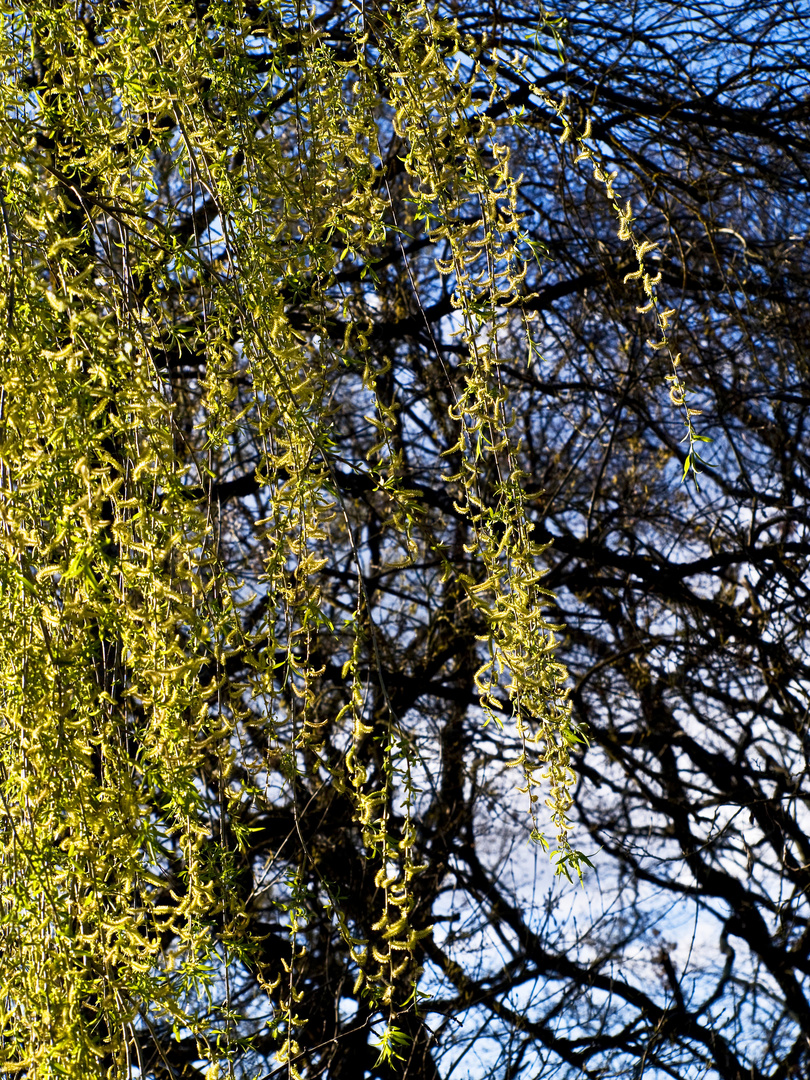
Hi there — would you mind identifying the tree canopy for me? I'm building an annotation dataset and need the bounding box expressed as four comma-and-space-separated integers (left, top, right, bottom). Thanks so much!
0, 1, 808, 1078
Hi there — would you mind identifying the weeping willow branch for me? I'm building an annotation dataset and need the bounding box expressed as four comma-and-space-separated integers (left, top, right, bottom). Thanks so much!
0, 1, 670, 1075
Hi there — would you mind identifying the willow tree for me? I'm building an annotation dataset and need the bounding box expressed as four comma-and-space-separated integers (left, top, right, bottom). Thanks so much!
0, 0, 605, 1075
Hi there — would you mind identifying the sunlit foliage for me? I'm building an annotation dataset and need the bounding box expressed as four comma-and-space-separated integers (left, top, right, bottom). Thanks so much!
0, 1, 600, 1073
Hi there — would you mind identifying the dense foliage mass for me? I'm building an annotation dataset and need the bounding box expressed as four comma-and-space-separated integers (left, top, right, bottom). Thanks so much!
0, 0, 596, 1073
0, 0, 807, 1078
